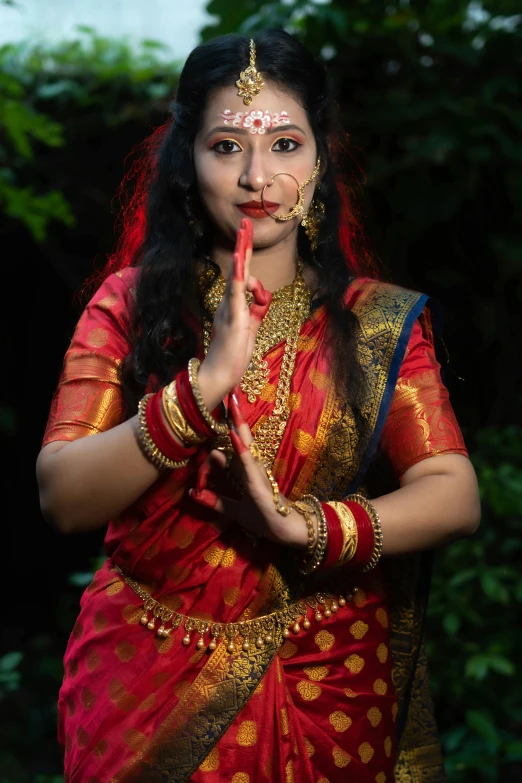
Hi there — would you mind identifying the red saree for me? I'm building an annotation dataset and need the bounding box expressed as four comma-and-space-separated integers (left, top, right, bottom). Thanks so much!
43, 268, 467, 783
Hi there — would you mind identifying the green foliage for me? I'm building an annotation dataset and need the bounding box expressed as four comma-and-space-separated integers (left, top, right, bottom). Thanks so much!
426, 427, 522, 781
0, 27, 180, 242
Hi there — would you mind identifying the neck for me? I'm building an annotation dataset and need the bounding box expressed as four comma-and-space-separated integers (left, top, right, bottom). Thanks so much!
211, 231, 299, 292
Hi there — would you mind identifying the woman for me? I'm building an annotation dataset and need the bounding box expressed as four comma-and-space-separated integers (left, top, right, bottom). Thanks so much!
37, 30, 480, 783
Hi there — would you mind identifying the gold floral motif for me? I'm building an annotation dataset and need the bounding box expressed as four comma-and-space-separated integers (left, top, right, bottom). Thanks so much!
375, 774, 387, 783
309, 367, 330, 391
384, 736, 392, 758
279, 640, 298, 659
260, 382, 276, 402
296, 680, 322, 701
293, 429, 314, 455
203, 546, 225, 566
221, 548, 236, 567
81, 687, 95, 709
329, 710, 352, 732
97, 292, 118, 309
223, 586, 241, 607
303, 665, 329, 681
76, 726, 90, 748
375, 608, 389, 627
106, 579, 124, 596
367, 706, 382, 727
199, 746, 219, 771
358, 741, 375, 763
332, 746, 351, 767
124, 729, 148, 751
285, 759, 294, 783
231, 774, 250, 783
344, 654, 365, 674
304, 736, 315, 757
377, 643, 389, 663
350, 620, 369, 639
297, 334, 319, 352
86, 648, 100, 671
115, 641, 137, 662
354, 588, 368, 607
344, 687, 358, 698
314, 630, 335, 651
86, 327, 109, 348
237, 720, 257, 747
373, 678, 388, 695
93, 611, 108, 632
170, 526, 195, 549
93, 739, 108, 757
280, 707, 289, 735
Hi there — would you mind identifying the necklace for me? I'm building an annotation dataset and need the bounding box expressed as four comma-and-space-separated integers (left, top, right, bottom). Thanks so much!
198, 261, 311, 466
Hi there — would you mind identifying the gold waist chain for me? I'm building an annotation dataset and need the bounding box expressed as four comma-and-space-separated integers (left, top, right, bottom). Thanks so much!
116, 566, 357, 655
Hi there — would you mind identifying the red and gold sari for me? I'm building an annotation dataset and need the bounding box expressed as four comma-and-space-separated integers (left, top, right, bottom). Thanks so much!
43, 268, 467, 783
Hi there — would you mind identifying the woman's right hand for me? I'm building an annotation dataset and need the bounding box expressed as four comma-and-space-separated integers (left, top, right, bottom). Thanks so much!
197, 218, 272, 410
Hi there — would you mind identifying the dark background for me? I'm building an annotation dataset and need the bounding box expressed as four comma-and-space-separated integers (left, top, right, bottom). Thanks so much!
1, 1, 521, 781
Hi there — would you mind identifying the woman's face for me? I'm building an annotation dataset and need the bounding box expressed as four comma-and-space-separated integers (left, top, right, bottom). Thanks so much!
194, 81, 318, 249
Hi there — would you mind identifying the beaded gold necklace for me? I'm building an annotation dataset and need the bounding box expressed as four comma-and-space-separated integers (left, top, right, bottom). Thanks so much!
199, 262, 311, 466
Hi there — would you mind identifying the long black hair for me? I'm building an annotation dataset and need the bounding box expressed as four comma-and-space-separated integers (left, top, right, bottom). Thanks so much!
107, 30, 376, 444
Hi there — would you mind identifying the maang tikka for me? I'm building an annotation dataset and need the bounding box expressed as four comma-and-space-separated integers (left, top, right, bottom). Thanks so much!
237, 39, 265, 105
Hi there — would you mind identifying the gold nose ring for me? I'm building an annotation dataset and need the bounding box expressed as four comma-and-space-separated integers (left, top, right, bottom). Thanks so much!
261, 157, 321, 222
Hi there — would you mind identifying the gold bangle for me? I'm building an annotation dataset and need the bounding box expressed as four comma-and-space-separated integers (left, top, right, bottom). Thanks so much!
293, 500, 317, 557
137, 394, 190, 470
299, 494, 328, 573
162, 383, 206, 446
187, 358, 228, 436
249, 441, 291, 516
325, 501, 358, 568
345, 494, 383, 572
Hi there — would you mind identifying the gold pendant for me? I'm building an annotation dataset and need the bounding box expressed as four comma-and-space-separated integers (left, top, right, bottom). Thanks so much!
240, 357, 269, 402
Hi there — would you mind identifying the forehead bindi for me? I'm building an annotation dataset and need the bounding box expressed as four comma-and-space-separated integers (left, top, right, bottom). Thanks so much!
203, 85, 307, 133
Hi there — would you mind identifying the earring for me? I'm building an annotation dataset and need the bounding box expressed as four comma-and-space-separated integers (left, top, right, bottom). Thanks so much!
301, 195, 325, 251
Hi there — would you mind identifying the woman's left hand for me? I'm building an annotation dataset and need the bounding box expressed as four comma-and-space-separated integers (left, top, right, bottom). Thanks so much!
189, 395, 309, 548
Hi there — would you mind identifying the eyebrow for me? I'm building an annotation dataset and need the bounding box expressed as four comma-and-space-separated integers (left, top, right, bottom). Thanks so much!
205, 123, 307, 140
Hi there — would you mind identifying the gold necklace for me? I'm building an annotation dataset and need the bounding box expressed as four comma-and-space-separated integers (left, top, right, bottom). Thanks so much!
198, 262, 311, 466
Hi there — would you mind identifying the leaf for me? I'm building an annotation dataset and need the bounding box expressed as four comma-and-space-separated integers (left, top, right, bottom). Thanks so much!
0, 651, 23, 672
68, 571, 95, 587
465, 710, 499, 745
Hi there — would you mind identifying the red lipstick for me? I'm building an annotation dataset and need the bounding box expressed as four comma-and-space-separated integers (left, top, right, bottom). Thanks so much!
237, 199, 279, 218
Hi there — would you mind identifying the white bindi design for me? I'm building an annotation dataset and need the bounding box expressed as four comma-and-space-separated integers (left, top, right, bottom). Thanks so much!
219, 109, 292, 135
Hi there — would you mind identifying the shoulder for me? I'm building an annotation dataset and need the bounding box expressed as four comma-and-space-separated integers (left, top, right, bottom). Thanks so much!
346, 276, 425, 308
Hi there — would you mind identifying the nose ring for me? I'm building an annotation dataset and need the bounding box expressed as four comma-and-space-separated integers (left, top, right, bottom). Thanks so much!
261, 157, 321, 222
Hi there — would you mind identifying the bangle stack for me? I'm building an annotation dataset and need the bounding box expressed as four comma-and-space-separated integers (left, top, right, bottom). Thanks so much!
162, 382, 206, 446
294, 494, 328, 574
187, 358, 228, 436
319, 494, 384, 572
137, 393, 193, 471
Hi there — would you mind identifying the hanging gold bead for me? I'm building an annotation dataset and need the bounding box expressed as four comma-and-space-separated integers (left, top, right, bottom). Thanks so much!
331, 602, 338, 613
242, 640, 250, 652
182, 634, 191, 646
196, 637, 205, 650
140, 614, 149, 625
227, 642, 235, 653
157, 625, 165, 637
208, 639, 217, 651
147, 619, 156, 630
255, 637, 263, 648
315, 611, 322, 622
265, 634, 273, 644
324, 608, 331, 618
283, 628, 290, 638
303, 617, 311, 630
292, 622, 300, 634
338, 596, 346, 607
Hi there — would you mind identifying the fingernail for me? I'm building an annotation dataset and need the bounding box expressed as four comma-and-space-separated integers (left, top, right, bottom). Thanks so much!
230, 428, 248, 455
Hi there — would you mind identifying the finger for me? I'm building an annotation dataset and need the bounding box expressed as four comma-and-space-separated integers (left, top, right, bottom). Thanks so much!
189, 487, 241, 518
195, 458, 212, 494
229, 395, 254, 446
248, 277, 272, 322
233, 229, 246, 283
243, 218, 253, 282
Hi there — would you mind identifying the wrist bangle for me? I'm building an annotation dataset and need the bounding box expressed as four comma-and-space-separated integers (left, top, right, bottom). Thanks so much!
137, 394, 191, 470
345, 494, 383, 572
187, 358, 228, 436
293, 500, 317, 556
325, 502, 358, 568
299, 494, 328, 574
249, 441, 291, 516
162, 383, 206, 446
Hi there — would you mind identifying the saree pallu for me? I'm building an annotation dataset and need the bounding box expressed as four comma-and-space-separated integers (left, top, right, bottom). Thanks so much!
44, 269, 467, 782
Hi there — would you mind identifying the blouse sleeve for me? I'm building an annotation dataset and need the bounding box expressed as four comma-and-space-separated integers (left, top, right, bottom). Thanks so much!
380, 309, 468, 479
42, 269, 137, 447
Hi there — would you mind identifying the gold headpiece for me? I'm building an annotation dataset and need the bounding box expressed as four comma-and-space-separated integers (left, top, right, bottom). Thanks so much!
236, 39, 264, 106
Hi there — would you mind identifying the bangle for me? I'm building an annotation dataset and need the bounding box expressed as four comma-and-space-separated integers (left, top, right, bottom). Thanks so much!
345, 494, 383, 572
293, 500, 317, 556
299, 494, 328, 574
137, 394, 191, 470
325, 502, 358, 568
187, 358, 228, 436
249, 441, 291, 516
162, 383, 206, 446
177, 368, 216, 439
319, 502, 344, 571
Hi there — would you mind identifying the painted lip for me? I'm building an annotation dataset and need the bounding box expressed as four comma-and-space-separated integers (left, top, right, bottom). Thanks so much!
236, 199, 279, 218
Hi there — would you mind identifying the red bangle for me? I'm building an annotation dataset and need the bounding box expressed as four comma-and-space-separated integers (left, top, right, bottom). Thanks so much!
176, 369, 216, 439
318, 502, 344, 571
345, 500, 375, 569
145, 390, 196, 461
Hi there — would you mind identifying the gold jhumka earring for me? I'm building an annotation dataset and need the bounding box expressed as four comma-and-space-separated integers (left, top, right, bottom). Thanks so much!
301, 193, 325, 250
237, 39, 265, 105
